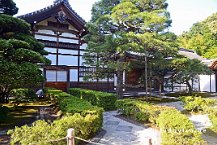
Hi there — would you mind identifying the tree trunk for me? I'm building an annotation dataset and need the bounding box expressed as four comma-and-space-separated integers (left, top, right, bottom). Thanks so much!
186, 81, 193, 94
116, 69, 123, 99
0, 86, 10, 103
116, 56, 124, 99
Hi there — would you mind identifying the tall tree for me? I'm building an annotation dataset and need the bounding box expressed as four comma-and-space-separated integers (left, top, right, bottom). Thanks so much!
0, 0, 18, 15
84, 0, 177, 98
178, 12, 217, 59
0, 14, 50, 102
171, 57, 211, 94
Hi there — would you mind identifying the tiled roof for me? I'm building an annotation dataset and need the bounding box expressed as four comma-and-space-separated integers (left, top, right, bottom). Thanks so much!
178, 48, 205, 61
18, 1, 85, 25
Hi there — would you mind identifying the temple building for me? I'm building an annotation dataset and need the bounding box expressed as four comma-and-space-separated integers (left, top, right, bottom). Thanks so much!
19, 0, 217, 93
19, 0, 114, 91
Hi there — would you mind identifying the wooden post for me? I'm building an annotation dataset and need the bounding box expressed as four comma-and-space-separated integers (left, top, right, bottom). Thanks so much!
67, 128, 75, 145
149, 138, 152, 145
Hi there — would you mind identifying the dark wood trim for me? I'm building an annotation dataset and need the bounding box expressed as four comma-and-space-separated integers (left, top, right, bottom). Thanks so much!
20, 3, 86, 32
35, 32, 79, 40
38, 40, 80, 49
78, 41, 81, 83
36, 25, 79, 35
56, 33, 59, 65
44, 45, 85, 51
67, 68, 70, 91
43, 67, 47, 88
48, 52, 80, 56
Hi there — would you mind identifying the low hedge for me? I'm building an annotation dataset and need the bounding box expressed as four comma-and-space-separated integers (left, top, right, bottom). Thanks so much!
180, 96, 217, 112
68, 88, 117, 111
116, 99, 206, 145
209, 108, 217, 133
166, 92, 211, 98
8, 88, 103, 145
157, 109, 206, 145
116, 99, 172, 124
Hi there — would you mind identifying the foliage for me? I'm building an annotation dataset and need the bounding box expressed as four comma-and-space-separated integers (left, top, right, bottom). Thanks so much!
68, 88, 117, 111
10, 88, 37, 103
84, 0, 178, 98
208, 109, 217, 133
8, 89, 103, 145
116, 99, 206, 144
156, 109, 206, 145
0, 0, 18, 15
0, 105, 9, 121
178, 12, 217, 59
180, 96, 217, 112
8, 113, 101, 145
0, 14, 50, 102
116, 99, 172, 124
137, 96, 179, 103
171, 57, 211, 93
166, 92, 212, 98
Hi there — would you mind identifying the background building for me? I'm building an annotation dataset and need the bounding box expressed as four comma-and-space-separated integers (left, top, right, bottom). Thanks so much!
19, 0, 114, 91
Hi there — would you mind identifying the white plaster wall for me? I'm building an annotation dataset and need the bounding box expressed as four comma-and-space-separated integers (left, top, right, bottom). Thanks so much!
80, 56, 85, 66
199, 75, 216, 92
59, 37, 79, 44
58, 55, 78, 66
35, 34, 57, 41
61, 32, 77, 38
70, 69, 78, 81
46, 70, 56, 82
80, 43, 87, 50
57, 71, 67, 82
114, 74, 117, 87
44, 47, 57, 53
58, 49, 78, 55
38, 29, 54, 35
46, 54, 56, 65
46, 70, 67, 82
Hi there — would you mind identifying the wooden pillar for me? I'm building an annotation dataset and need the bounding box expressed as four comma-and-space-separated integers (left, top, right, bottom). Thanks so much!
67, 128, 75, 145
67, 68, 70, 91
43, 67, 47, 89
78, 41, 81, 84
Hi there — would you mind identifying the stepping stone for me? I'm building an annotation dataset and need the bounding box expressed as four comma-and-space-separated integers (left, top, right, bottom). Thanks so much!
105, 121, 120, 125
118, 133, 138, 142
116, 125, 133, 132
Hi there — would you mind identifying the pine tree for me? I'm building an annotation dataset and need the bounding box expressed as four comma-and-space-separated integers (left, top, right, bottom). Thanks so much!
84, 0, 178, 98
0, 0, 18, 15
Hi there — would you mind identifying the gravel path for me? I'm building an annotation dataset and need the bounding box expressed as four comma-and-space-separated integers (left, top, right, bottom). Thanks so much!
92, 111, 161, 145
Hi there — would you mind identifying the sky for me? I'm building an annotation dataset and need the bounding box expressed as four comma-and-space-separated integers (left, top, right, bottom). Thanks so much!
14, 0, 217, 35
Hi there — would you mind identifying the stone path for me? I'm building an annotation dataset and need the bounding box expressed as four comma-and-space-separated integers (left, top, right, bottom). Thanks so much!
93, 111, 161, 145
157, 101, 185, 111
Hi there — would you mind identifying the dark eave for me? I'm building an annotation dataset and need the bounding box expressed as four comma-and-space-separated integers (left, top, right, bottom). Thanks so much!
18, 1, 86, 32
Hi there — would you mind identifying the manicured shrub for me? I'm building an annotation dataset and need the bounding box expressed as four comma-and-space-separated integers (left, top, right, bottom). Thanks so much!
8, 88, 103, 145
180, 96, 217, 112
157, 109, 206, 145
116, 99, 206, 145
8, 113, 101, 145
68, 88, 117, 111
10, 88, 37, 103
166, 92, 211, 98
116, 99, 172, 124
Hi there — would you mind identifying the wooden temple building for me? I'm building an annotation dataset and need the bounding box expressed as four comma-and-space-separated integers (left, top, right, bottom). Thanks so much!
19, 0, 217, 93
19, 0, 114, 91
